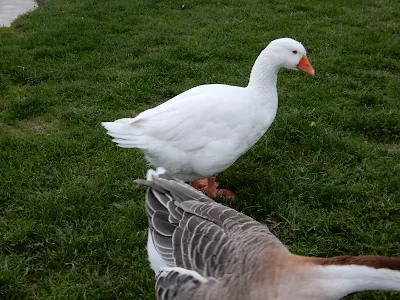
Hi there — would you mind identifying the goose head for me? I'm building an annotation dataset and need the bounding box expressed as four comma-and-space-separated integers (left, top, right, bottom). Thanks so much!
263, 37, 315, 76
265, 38, 315, 76
248, 37, 315, 89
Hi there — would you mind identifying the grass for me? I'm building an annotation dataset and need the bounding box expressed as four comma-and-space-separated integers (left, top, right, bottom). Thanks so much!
0, 0, 399, 298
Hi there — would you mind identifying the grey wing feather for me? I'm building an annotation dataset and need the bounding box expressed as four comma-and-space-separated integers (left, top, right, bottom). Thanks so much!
137, 168, 285, 279
152, 211, 176, 236
156, 267, 219, 300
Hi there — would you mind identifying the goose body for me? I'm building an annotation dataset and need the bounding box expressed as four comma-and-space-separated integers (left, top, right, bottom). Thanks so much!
136, 168, 400, 300
103, 38, 314, 198
104, 84, 274, 181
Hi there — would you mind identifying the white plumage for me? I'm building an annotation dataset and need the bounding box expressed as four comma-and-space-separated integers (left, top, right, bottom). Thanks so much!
102, 38, 315, 196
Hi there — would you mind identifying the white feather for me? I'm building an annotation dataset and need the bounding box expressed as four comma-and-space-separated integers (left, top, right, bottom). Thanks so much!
146, 230, 167, 274
102, 38, 313, 181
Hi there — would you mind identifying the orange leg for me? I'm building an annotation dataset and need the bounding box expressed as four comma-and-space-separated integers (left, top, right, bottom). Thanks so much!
190, 175, 235, 199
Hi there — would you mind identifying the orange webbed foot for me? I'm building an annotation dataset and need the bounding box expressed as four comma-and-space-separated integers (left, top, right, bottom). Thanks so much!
190, 176, 235, 200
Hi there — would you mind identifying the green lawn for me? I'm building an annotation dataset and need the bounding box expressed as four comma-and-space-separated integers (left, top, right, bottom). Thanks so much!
1, 0, 399, 299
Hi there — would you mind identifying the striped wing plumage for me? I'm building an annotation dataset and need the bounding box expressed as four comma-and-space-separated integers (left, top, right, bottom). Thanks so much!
136, 168, 285, 300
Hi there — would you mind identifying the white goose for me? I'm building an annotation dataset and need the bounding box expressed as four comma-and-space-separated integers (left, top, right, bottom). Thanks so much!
137, 168, 400, 300
102, 38, 315, 198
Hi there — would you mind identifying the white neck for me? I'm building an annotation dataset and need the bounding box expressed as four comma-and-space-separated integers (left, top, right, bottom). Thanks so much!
247, 49, 280, 91
305, 264, 400, 299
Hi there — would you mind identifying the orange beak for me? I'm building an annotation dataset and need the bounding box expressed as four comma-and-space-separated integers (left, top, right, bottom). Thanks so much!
297, 56, 315, 76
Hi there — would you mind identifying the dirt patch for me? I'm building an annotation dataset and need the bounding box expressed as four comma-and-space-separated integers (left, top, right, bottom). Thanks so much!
387, 144, 400, 153
1, 118, 60, 135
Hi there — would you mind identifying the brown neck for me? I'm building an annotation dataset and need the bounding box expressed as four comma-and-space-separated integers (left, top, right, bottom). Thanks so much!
311, 255, 400, 271
262, 253, 400, 299
295, 255, 400, 299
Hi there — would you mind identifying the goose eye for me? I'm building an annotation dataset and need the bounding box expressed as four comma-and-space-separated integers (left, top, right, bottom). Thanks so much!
292, 50, 298, 54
